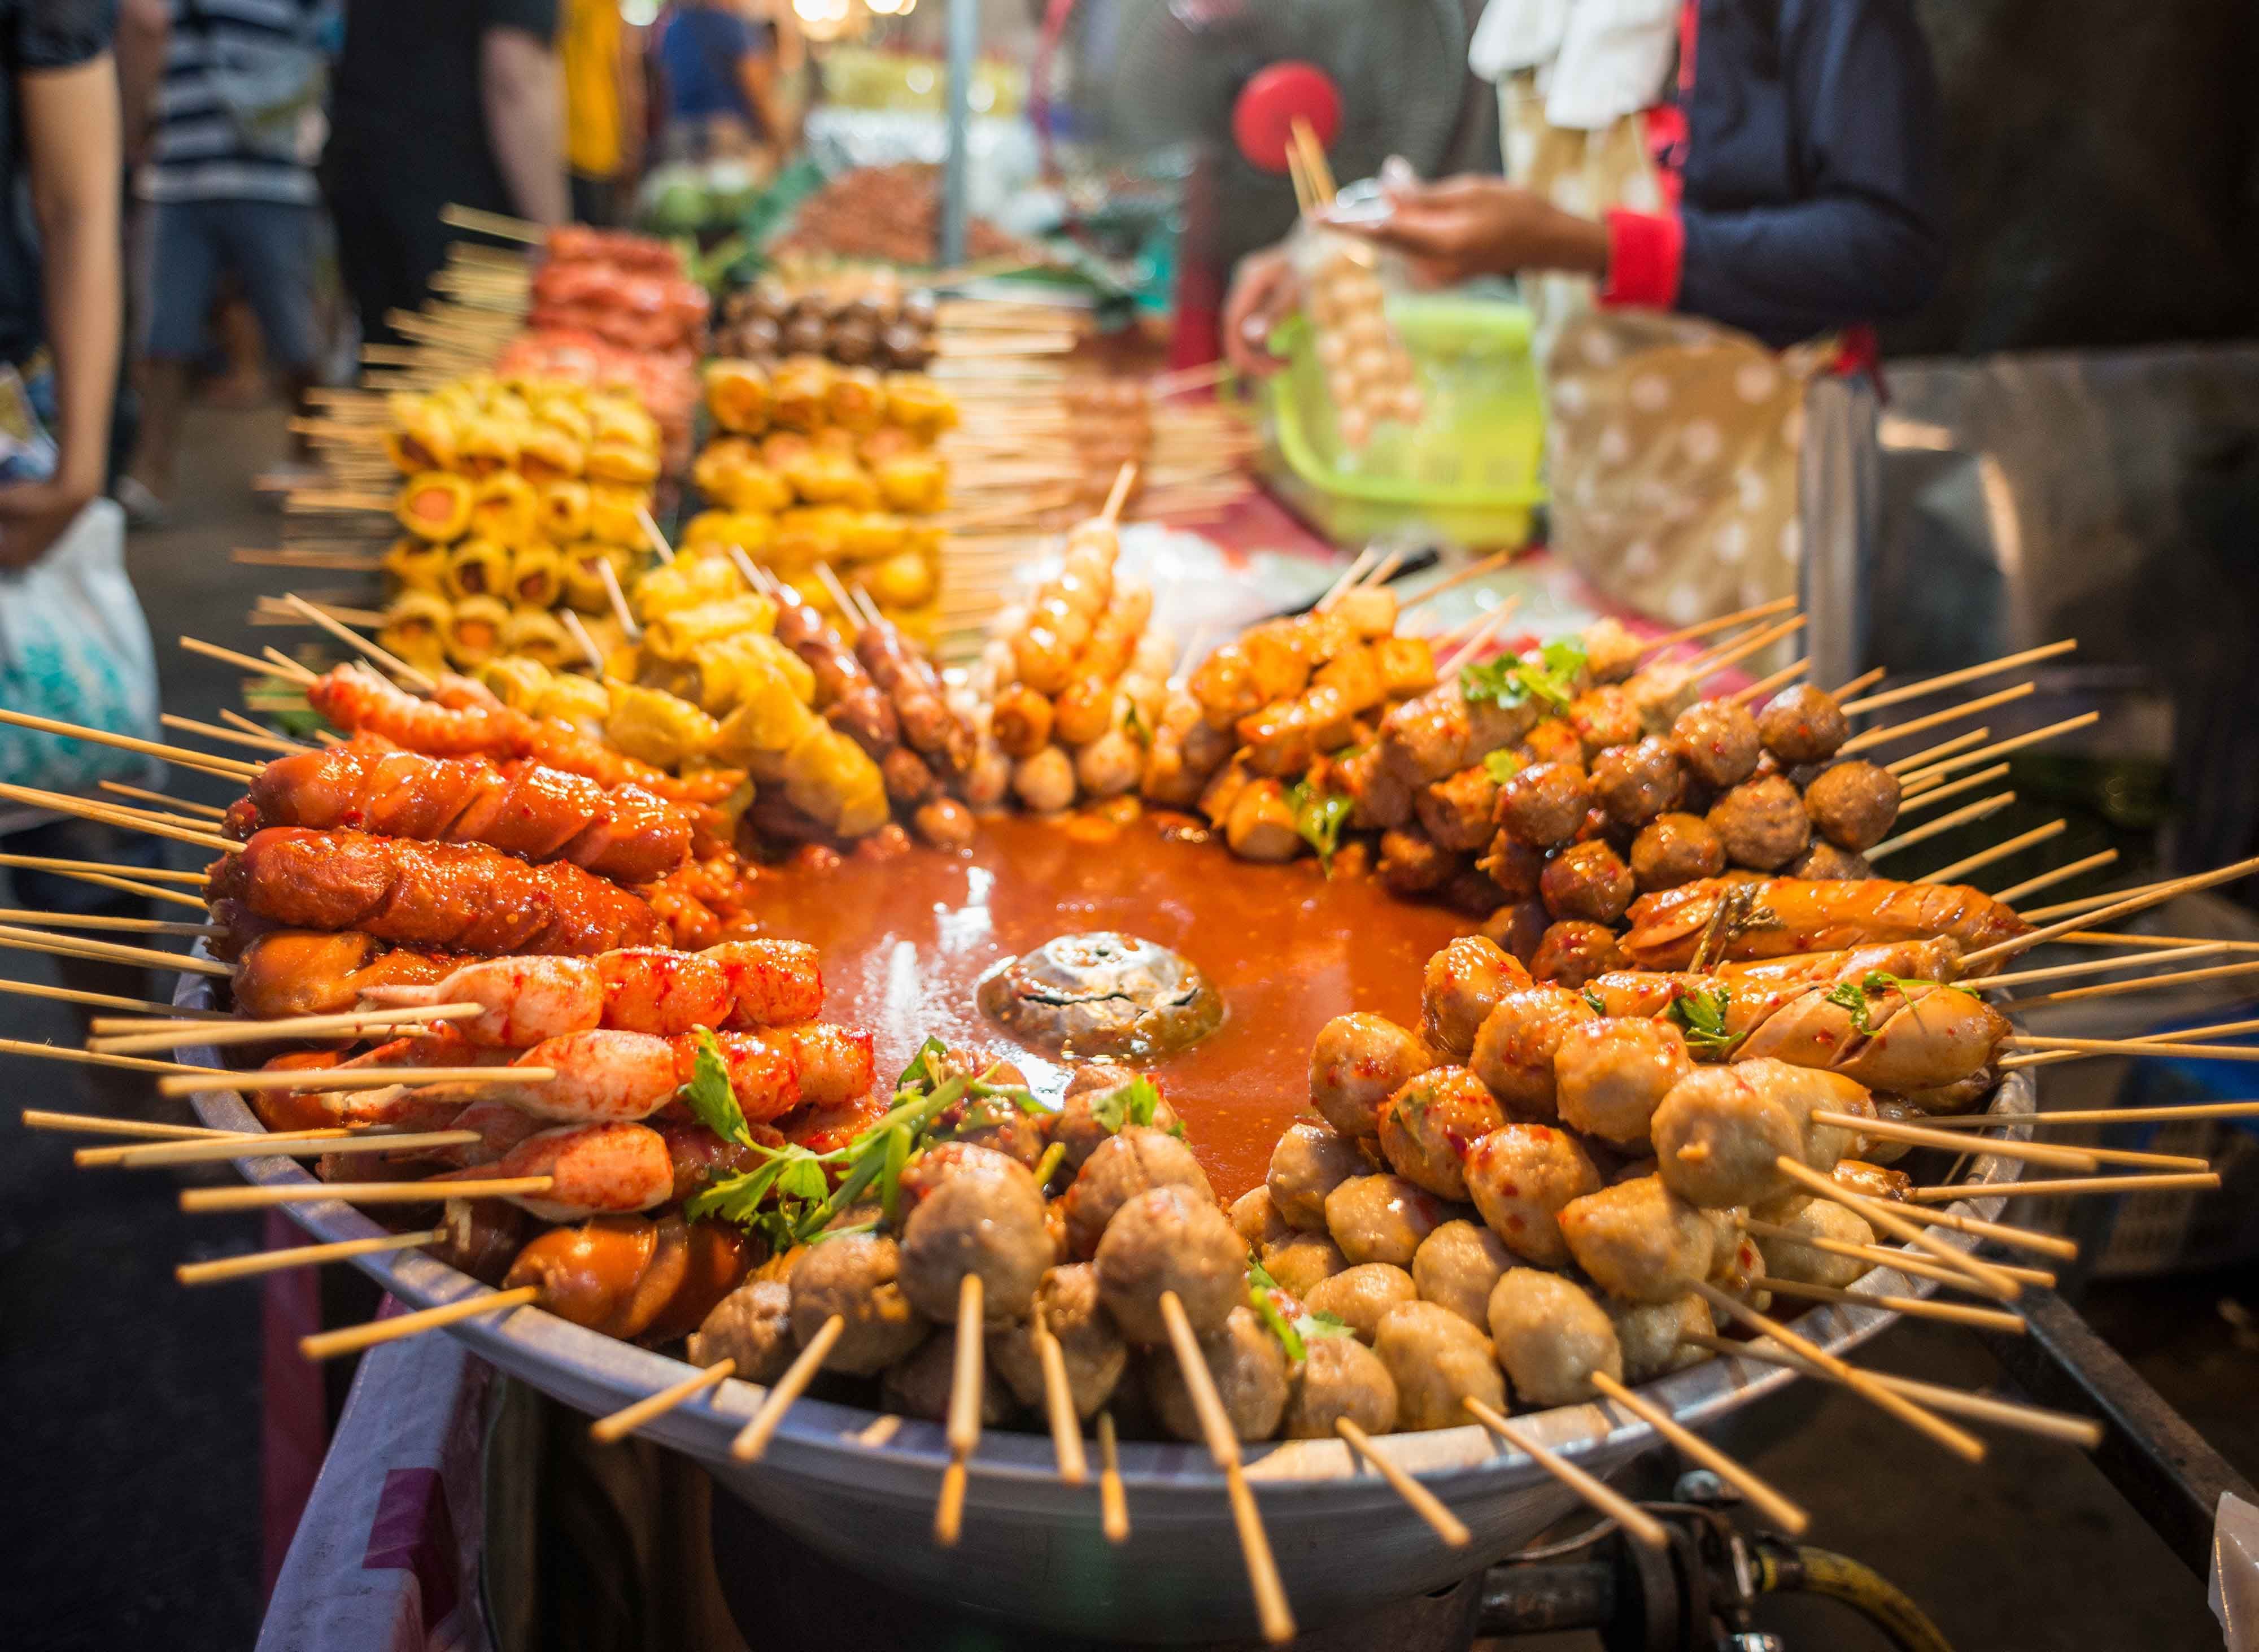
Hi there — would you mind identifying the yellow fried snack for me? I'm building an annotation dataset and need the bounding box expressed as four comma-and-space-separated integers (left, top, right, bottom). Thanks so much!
384, 394, 459, 473
538, 479, 592, 544
471, 470, 539, 546
605, 682, 721, 770
864, 548, 937, 610
499, 604, 572, 670
442, 536, 513, 602
382, 535, 451, 594
518, 423, 586, 485
632, 553, 744, 624
395, 472, 474, 542
681, 509, 775, 556
874, 454, 948, 515
836, 510, 908, 564
769, 358, 832, 431
883, 373, 959, 440
825, 367, 886, 432
587, 483, 652, 548
562, 543, 619, 615
378, 589, 451, 673
703, 359, 771, 434
478, 655, 556, 710
538, 670, 612, 725
641, 595, 778, 663
445, 593, 511, 669
586, 440, 661, 487
758, 430, 813, 472
508, 539, 565, 609
455, 415, 521, 478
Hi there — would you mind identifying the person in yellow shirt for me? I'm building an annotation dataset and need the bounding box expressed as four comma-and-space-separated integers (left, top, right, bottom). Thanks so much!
561, 0, 643, 225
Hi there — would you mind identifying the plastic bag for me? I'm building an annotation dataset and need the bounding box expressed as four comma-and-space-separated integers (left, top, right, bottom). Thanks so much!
0, 498, 163, 795
1288, 182, 1426, 450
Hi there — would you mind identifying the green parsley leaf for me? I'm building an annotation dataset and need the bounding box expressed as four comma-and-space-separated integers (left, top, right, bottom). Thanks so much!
1483, 748, 1527, 785
677, 1027, 752, 1148
685, 1158, 785, 1226
1456, 655, 1520, 709
1666, 985, 1739, 1057
1297, 1308, 1356, 1342
1089, 1073, 1165, 1135
1822, 978, 1875, 1035
1286, 779, 1354, 869
1246, 1266, 1307, 1365
1581, 985, 1609, 1016
775, 1153, 831, 1202
896, 1035, 949, 1091
1459, 638, 1589, 714
1123, 700, 1153, 748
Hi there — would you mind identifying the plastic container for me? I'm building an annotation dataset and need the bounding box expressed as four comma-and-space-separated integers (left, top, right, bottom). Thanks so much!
1263, 293, 1547, 550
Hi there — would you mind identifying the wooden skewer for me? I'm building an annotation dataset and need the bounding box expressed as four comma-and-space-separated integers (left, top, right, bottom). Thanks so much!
1992, 848, 2121, 906
178, 634, 317, 684
2004, 1034, 2259, 1063
0, 855, 208, 910
218, 708, 311, 752
1838, 682, 2036, 757
161, 712, 300, 759
560, 608, 608, 675
93, 1128, 481, 1169
1895, 1202, 2078, 1259
1885, 727, 1991, 778
0, 705, 258, 780
1832, 667, 1889, 699
73, 1123, 357, 1165
1906, 1172, 2219, 1204
1032, 1306, 1088, 1484
1463, 1397, 1669, 1549
0, 923, 233, 977
2057, 931, 2259, 953
0, 977, 220, 1020
1097, 1411, 1130, 1542
1314, 547, 1380, 612
1912, 1100, 2259, 1130
0, 852, 206, 887
92, 1001, 485, 1054
100, 781, 229, 820
0, 908, 219, 939
1160, 1292, 1294, 1644
22, 1107, 232, 1139
1400, 550, 1511, 611
1890, 764, 2012, 820
1439, 598, 1523, 676
1335, 1418, 1470, 1547
1680, 1335, 2102, 1447
1739, 1218, 2056, 1289
1097, 462, 1139, 527
1760, 1276, 2026, 1333
301, 1284, 539, 1362
1639, 596, 1801, 656
283, 593, 437, 692
1808, 1109, 2097, 1171
1587, 1371, 1808, 1535
157, 1065, 555, 1098
1730, 656, 1811, 706
1284, 140, 1315, 215
1771, 1159, 2024, 1301
0, 1037, 216, 1077
935, 1272, 985, 1546
1293, 117, 1336, 202
183, 1175, 555, 1212
1865, 792, 2015, 861
1678, 614, 1796, 676
1898, 713, 2101, 790
1979, 942, 2226, 990
855, 1414, 902, 1448
178, 1228, 443, 1285
636, 506, 675, 565
731, 1313, 843, 1461
2020, 873, 2186, 923
1690, 1282, 1984, 1460
0, 782, 239, 852
595, 557, 643, 643
591, 1359, 736, 1445
2003, 1016, 2259, 1071
1967, 847, 2259, 968
1693, 614, 1808, 681
261, 646, 313, 683
1921, 820, 2066, 884
2005, 957, 2259, 1011
1840, 640, 2078, 716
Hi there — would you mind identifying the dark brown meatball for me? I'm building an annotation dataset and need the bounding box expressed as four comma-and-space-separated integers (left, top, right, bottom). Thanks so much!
1789, 840, 1873, 880
1478, 831, 1546, 901
1377, 825, 1460, 895
1758, 683, 1850, 763
1670, 699, 1761, 788
1530, 920, 1629, 987
1414, 765, 1499, 853
1567, 686, 1643, 757
1707, 774, 1812, 870
1590, 735, 1682, 830
1469, 985, 1598, 1118
1802, 759, 1901, 851
1540, 840, 1635, 923
1521, 717, 1585, 767
1495, 760, 1591, 849
1480, 898, 1550, 965
1421, 934, 1529, 1061
1630, 812, 1726, 891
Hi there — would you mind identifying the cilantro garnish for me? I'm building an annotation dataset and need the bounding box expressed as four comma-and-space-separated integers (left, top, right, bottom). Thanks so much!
1089, 1074, 1165, 1135
1823, 970, 1972, 1038
1822, 978, 1877, 1036
1123, 700, 1153, 748
896, 1034, 948, 1090
1667, 984, 1738, 1057
1246, 1261, 1306, 1365
1287, 779, 1354, 870
677, 1027, 752, 1147
1460, 638, 1588, 714
1581, 985, 1609, 1016
1483, 748, 1527, 785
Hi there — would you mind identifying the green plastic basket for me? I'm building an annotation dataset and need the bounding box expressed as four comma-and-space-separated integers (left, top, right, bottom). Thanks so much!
1263, 294, 1547, 550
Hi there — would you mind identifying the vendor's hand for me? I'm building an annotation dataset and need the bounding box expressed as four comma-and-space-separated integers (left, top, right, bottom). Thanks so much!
0, 478, 93, 570
1329, 176, 1610, 289
1222, 245, 1301, 379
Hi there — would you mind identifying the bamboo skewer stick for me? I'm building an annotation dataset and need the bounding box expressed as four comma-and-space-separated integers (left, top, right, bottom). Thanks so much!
1097, 462, 1139, 526
1587, 1371, 1809, 1535
1979, 943, 2227, 990
731, 1314, 843, 1461
1885, 727, 1991, 778
1638, 596, 1800, 657
1031, 1306, 1088, 1485
596, 557, 642, 642
1680, 1335, 2102, 1447
1960, 851, 2259, 971
1730, 656, 1811, 706
91, 1001, 485, 1053
177, 1228, 444, 1285
0, 1036, 220, 1076
0, 909, 219, 939
1899, 1204, 2078, 1259
282, 593, 437, 692
73, 1124, 359, 1166
1314, 547, 1380, 611
160, 712, 301, 759
0, 975, 221, 1019
2004, 958, 2259, 1011
1690, 1282, 1985, 1460
1838, 682, 2036, 757
2004, 1035, 2259, 1063
101, 781, 229, 820
935, 1272, 985, 1546
1692, 614, 1808, 681
301, 1285, 539, 1362
1807, 1109, 2098, 1170
1771, 1159, 2023, 1300
1905, 1172, 2220, 1204
561, 609, 608, 675
1992, 849, 2121, 906
262, 647, 313, 683
1911, 1100, 2259, 1131
591, 1361, 736, 1445
1890, 764, 2012, 820
1161, 1291, 1294, 1645
2020, 873, 2185, 923
0, 852, 206, 887
1097, 1411, 1130, 1542
2057, 932, 2259, 953
43, 786, 235, 837
1760, 1276, 2026, 1333
219, 708, 312, 752
0, 781, 239, 849
23, 1108, 233, 1139
2003, 1017, 2259, 1071
1335, 1418, 1471, 1547
0, 853, 211, 910
1866, 792, 2016, 861
1463, 1397, 1669, 1549
158, 1065, 555, 1098
1833, 666, 1889, 699
1839, 640, 2078, 716
93, 1128, 482, 1169
1439, 598, 1523, 676
1399, 550, 1511, 611
0, 705, 259, 779
183, 1175, 556, 1212
1898, 713, 2101, 790
0, 923, 233, 977
1922, 820, 2066, 885
1738, 1218, 2056, 1289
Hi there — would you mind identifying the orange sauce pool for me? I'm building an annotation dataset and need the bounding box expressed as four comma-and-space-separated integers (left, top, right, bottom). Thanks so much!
748, 813, 1472, 1197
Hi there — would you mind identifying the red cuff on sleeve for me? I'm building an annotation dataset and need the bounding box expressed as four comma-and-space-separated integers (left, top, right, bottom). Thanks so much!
1598, 207, 1685, 310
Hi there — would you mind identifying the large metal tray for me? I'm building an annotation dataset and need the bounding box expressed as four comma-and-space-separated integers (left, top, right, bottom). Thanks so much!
173, 963, 2034, 1641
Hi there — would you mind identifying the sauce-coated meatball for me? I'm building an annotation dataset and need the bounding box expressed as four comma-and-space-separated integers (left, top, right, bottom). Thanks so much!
1096, 1184, 1247, 1344
1374, 1300, 1506, 1431
1758, 684, 1849, 763
1671, 700, 1761, 788
1789, 840, 1873, 880
899, 1150, 1052, 1323
1708, 774, 1811, 870
884, 1332, 1017, 1423
1803, 760, 1900, 851
1591, 736, 1684, 829
790, 1232, 932, 1375
1469, 986, 1599, 1119
1231, 1184, 1292, 1252
1530, 921, 1628, 988
689, 1279, 796, 1383
1630, 812, 1726, 891
1556, 1175, 1716, 1304
1309, 1013, 1432, 1139
1269, 1121, 1372, 1230
1554, 1017, 1693, 1147
1378, 1066, 1507, 1200
1568, 686, 1643, 757
1540, 840, 1636, 924
1479, 831, 1547, 901
1283, 1333, 1399, 1439
1415, 765, 1501, 854
1481, 897, 1551, 966
1650, 1060, 1874, 1209
1147, 1304, 1290, 1444
1378, 825, 1461, 895
1261, 1231, 1348, 1296
987, 1263, 1128, 1419
1305, 1262, 1418, 1343
1495, 760, 1591, 849
1412, 1219, 1513, 1327
1609, 1293, 1716, 1383
1052, 1067, 1184, 1170
1487, 1269, 1622, 1405
1582, 617, 1645, 684
1063, 1125, 1214, 1257
1748, 1192, 1876, 1288
1324, 1173, 1449, 1267
1463, 1123, 1602, 1266
1421, 935, 1530, 1062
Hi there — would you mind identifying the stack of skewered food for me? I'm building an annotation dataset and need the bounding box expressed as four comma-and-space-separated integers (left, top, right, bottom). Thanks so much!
716, 277, 939, 372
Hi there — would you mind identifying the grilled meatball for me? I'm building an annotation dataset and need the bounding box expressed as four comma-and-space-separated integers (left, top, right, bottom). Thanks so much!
1708, 1224, 1772, 1313
1374, 1300, 1506, 1431
1231, 1185, 1292, 1252
1669, 699, 1760, 788
1413, 1219, 1513, 1328
1630, 812, 1726, 892
1749, 1192, 1876, 1288
789, 1232, 932, 1375
1095, 1184, 1246, 1345
1463, 1123, 1602, 1267
1341, 742, 1415, 830
1324, 1174, 1449, 1267
898, 1148, 1052, 1323
1556, 1174, 1717, 1304
1052, 1069, 1184, 1171
1554, 1017, 1694, 1147
1521, 717, 1586, 767
1270, 1121, 1373, 1230
1378, 824, 1461, 895
1591, 736, 1683, 830
1283, 1333, 1400, 1439
987, 1262, 1128, 1418
1530, 921, 1627, 988
1708, 774, 1811, 870
1758, 684, 1849, 762
1540, 840, 1636, 924
1481, 898, 1551, 966
1309, 1013, 1432, 1139
1649, 1060, 1876, 1209
1488, 1269, 1622, 1405
1421, 935, 1528, 1062
1063, 1124, 1213, 1257
1495, 760, 1592, 849
1416, 765, 1501, 854
1262, 1230, 1349, 1296
1803, 760, 1900, 851
1305, 1262, 1419, 1343
688, 1279, 797, 1383
1479, 831, 1548, 902
1609, 1293, 1716, 1383
1469, 986, 1599, 1119
1789, 840, 1873, 880
1583, 617, 1645, 684
1568, 686, 1643, 757
884, 1332, 1017, 1424
1148, 1304, 1290, 1444
1379, 1066, 1507, 1200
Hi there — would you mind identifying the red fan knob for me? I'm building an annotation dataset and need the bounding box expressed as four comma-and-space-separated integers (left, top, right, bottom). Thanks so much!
1231, 60, 1342, 173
